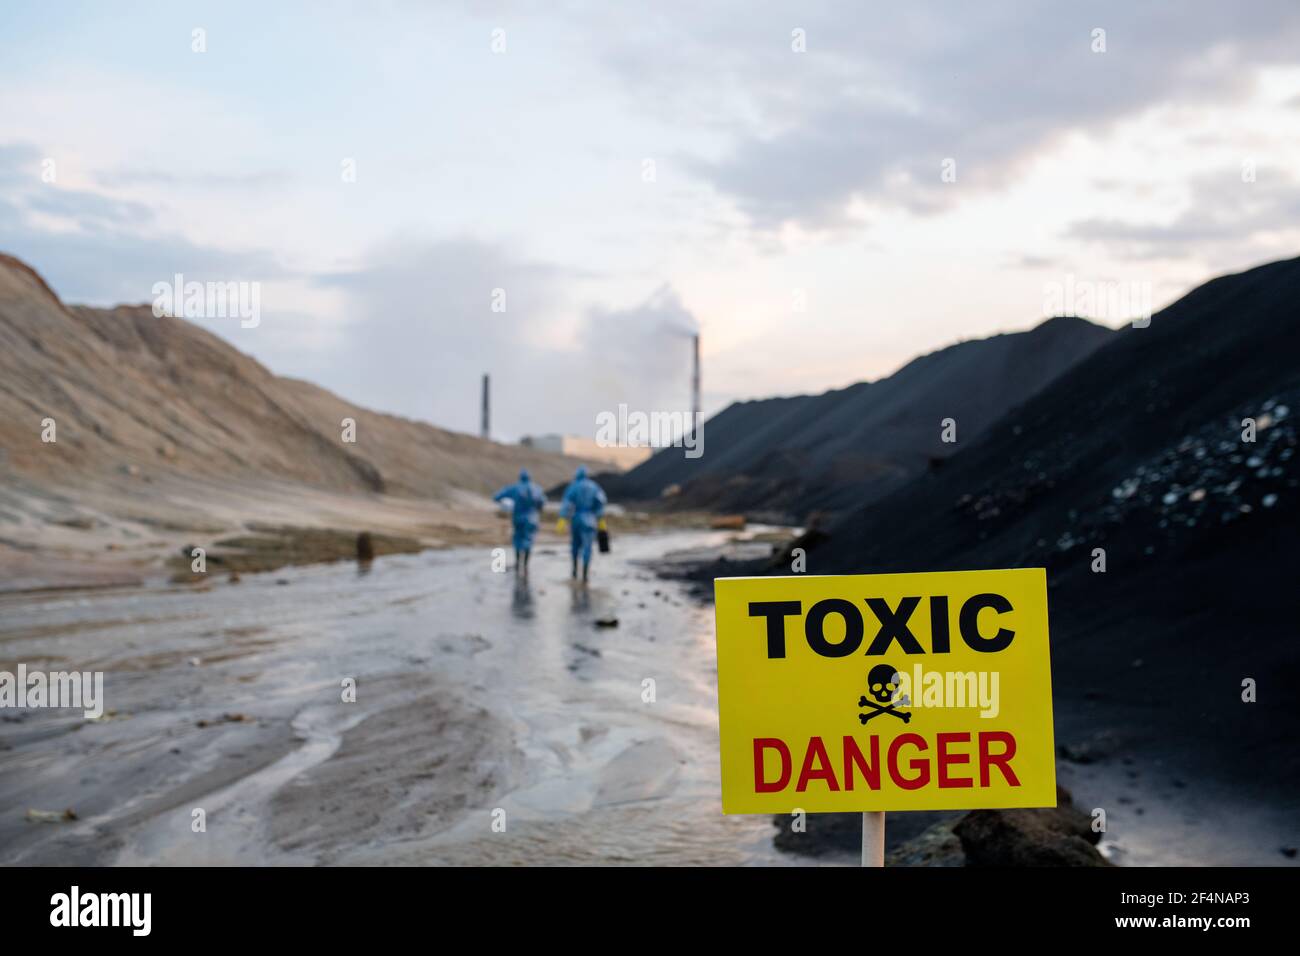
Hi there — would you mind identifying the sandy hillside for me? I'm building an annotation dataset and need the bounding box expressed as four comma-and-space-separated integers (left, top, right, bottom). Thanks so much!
0, 253, 593, 587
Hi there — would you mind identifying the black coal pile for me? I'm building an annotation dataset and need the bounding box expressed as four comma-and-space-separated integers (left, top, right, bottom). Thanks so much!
806, 255, 1300, 802
608, 316, 1113, 520
958, 392, 1295, 569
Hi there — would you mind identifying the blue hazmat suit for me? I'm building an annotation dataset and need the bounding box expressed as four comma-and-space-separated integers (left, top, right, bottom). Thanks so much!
560, 466, 607, 564
493, 469, 547, 553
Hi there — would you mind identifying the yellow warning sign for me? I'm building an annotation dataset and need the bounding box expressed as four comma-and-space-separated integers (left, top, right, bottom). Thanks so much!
714, 569, 1056, 813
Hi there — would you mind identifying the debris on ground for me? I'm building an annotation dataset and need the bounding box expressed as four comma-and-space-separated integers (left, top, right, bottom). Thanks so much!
709, 515, 746, 530
196, 713, 253, 728
26, 808, 77, 823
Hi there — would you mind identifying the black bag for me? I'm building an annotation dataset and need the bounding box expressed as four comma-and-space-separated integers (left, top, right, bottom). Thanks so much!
597, 528, 611, 553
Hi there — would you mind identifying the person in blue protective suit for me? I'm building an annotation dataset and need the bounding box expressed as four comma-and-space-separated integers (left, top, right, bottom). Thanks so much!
557, 465, 607, 582
493, 468, 547, 574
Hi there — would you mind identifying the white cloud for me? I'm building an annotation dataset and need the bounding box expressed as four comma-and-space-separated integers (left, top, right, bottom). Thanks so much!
2, 1, 1299, 432
315, 239, 701, 440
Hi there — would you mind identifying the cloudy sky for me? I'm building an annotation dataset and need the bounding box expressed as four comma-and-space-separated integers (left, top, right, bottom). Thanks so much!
2, 1, 1299, 440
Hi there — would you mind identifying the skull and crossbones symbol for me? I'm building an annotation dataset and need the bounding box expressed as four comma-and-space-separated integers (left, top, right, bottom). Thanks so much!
858, 663, 911, 724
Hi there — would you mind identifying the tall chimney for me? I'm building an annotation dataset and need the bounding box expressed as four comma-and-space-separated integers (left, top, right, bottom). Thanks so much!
481, 373, 490, 440
691, 333, 701, 442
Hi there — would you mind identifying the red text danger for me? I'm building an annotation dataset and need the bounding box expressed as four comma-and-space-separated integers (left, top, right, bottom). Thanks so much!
753, 732, 1021, 793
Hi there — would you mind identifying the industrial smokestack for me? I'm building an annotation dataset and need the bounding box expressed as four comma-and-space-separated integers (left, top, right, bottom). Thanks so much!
481, 373, 490, 440
691, 333, 700, 442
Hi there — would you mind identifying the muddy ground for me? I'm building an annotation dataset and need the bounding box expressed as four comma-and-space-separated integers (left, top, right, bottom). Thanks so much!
2, 527, 1293, 866
1, 529, 790, 865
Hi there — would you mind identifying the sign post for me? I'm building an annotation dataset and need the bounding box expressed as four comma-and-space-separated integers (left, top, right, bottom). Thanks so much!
713, 568, 1056, 863
862, 811, 884, 867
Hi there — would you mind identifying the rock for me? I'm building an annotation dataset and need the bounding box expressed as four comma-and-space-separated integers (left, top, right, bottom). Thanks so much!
52, 515, 97, 530
772, 525, 830, 568
953, 785, 1109, 866
196, 712, 252, 728
594, 617, 619, 628
887, 819, 965, 866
